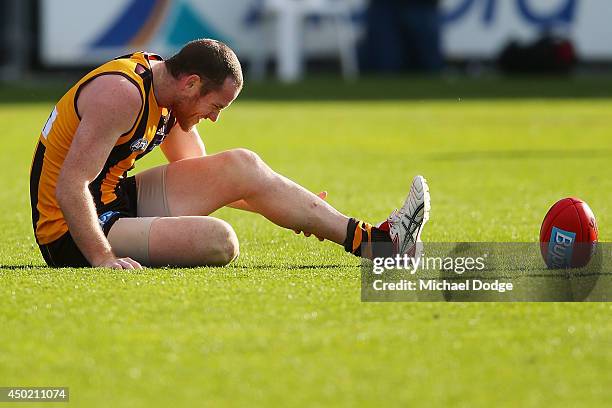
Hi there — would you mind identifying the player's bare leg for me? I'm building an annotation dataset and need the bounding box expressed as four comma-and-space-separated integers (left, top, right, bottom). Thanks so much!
114, 148, 429, 266
164, 148, 350, 244
108, 216, 239, 267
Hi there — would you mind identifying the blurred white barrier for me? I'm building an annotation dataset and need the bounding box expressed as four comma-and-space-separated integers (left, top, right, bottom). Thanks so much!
259, 0, 359, 82
35, 0, 612, 75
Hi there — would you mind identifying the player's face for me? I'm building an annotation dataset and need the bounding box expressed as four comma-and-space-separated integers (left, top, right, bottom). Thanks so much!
174, 77, 240, 132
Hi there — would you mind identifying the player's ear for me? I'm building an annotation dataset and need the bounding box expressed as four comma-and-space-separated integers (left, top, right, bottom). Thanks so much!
184, 74, 201, 94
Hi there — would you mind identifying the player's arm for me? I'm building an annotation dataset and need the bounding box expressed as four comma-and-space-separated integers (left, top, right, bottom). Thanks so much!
160, 124, 206, 162
55, 76, 143, 269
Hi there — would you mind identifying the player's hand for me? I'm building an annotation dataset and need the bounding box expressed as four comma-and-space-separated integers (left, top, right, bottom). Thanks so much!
294, 191, 327, 241
97, 257, 143, 269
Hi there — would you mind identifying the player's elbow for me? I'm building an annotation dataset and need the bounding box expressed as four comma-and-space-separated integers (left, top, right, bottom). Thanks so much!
55, 167, 86, 207
55, 173, 70, 206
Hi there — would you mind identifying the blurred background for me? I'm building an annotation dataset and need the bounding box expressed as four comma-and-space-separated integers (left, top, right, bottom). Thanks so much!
1, 4, 611, 404
1, 0, 611, 87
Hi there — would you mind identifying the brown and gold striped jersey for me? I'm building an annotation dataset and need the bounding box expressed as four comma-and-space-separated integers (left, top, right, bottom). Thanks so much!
30, 52, 175, 245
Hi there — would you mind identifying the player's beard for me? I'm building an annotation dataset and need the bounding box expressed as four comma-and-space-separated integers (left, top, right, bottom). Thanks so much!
173, 96, 199, 132
176, 115, 195, 132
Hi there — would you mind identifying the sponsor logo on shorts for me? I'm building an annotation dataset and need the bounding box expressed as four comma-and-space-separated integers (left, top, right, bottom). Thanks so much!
547, 226, 576, 268
98, 211, 120, 229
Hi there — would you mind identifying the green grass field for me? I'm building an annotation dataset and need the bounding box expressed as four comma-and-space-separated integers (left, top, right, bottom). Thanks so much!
1, 77, 611, 407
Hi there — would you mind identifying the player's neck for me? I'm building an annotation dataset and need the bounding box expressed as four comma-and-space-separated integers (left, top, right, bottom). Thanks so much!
150, 61, 174, 108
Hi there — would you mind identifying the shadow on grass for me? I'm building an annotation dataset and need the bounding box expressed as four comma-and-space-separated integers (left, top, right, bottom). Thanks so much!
0, 264, 46, 269
0, 263, 356, 270
233, 264, 356, 270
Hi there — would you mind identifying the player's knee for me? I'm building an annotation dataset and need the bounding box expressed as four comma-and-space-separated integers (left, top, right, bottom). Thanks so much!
208, 220, 239, 266
219, 226, 240, 265
229, 148, 264, 170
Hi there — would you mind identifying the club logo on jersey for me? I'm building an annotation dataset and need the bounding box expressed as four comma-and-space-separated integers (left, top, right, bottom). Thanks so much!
130, 137, 149, 152
547, 226, 576, 268
145, 114, 173, 153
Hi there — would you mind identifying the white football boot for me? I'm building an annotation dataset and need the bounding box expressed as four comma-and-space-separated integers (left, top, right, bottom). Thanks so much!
385, 175, 430, 257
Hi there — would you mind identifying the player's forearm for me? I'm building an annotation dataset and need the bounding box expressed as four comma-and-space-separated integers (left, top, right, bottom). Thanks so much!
160, 127, 206, 162
55, 182, 115, 266
188, 127, 206, 156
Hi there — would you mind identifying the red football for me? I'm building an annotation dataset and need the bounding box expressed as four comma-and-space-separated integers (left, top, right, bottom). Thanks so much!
540, 197, 598, 268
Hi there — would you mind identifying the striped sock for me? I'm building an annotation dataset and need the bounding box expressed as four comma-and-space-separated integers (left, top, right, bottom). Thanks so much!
343, 218, 392, 258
